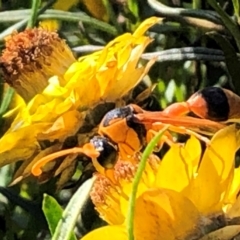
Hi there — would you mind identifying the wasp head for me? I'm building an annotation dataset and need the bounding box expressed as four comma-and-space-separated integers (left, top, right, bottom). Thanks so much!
90, 136, 118, 169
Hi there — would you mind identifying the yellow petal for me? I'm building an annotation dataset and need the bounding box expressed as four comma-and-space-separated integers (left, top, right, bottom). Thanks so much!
226, 195, 240, 218
43, 76, 68, 97
39, 20, 60, 31
0, 124, 50, 167
37, 110, 83, 140
224, 167, 240, 205
134, 188, 201, 240
133, 17, 161, 37
81, 225, 127, 240
119, 179, 149, 220
189, 124, 240, 215
30, 98, 62, 122
155, 143, 192, 192
184, 135, 202, 173
27, 94, 49, 115
103, 55, 155, 101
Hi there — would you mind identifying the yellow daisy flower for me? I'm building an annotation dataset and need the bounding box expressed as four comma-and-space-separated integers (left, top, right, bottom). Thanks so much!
82, 124, 240, 240
0, 17, 159, 185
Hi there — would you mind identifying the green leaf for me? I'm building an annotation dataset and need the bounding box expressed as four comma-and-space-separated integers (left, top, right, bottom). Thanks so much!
207, 0, 240, 52
42, 194, 77, 240
0, 87, 14, 117
52, 177, 95, 240
232, 0, 240, 17
208, 32, 240, 94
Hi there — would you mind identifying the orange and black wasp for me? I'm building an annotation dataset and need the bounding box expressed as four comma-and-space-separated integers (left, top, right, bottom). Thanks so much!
31, 87, 238, 180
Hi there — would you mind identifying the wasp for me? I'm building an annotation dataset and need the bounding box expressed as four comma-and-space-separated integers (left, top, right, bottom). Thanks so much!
31, 105, 144, 179
31, 87, 236, 179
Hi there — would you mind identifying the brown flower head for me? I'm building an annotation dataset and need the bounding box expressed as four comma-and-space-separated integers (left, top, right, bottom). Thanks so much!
0, 28, 76, 101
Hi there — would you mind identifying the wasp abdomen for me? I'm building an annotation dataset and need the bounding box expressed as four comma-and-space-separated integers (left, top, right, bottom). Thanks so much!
199, 87, 230, 121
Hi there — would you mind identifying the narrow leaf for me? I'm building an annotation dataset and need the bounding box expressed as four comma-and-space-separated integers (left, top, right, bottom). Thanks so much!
208, 32, 240, 94
52, 177, 95, 240
42, 194, 77, 240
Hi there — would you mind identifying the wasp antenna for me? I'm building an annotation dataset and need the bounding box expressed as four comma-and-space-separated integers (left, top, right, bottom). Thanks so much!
31, 145, 100, 176
82, 143, 101, 158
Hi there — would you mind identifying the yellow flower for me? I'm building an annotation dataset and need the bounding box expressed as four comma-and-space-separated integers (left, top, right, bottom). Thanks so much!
0, 17, 159, 185
82, 125, 240, 240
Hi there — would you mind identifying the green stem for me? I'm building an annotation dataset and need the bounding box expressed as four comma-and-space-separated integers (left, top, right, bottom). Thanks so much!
27, 0, 41, 28
193, 0, 201, 9
0, 9, 117, 42
207, 0, 240, 52
73, 46, 225, 62
0, 87, 14, 116
0, 87, 14, 134
126, 125, 169, 240
147, 0, 221, 24
0, 0, 56, 41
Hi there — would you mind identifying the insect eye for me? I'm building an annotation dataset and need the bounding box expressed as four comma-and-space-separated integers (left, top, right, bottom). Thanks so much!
90, 136, 118, 169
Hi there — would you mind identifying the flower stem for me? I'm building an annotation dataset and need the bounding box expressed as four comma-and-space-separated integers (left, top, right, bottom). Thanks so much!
126, 125, 169, 240
27, 0, 41, 28
193, 0, 201, 9
0, 0, 55, 41
73, 46, 226, 62
0, 9, 117, 42
0, 87, 14, 117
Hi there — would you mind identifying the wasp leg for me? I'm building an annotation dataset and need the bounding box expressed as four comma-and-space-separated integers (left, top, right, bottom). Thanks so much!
146, 128, 174, 152
167, 125, 211, 145
147, 122, 210, 148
